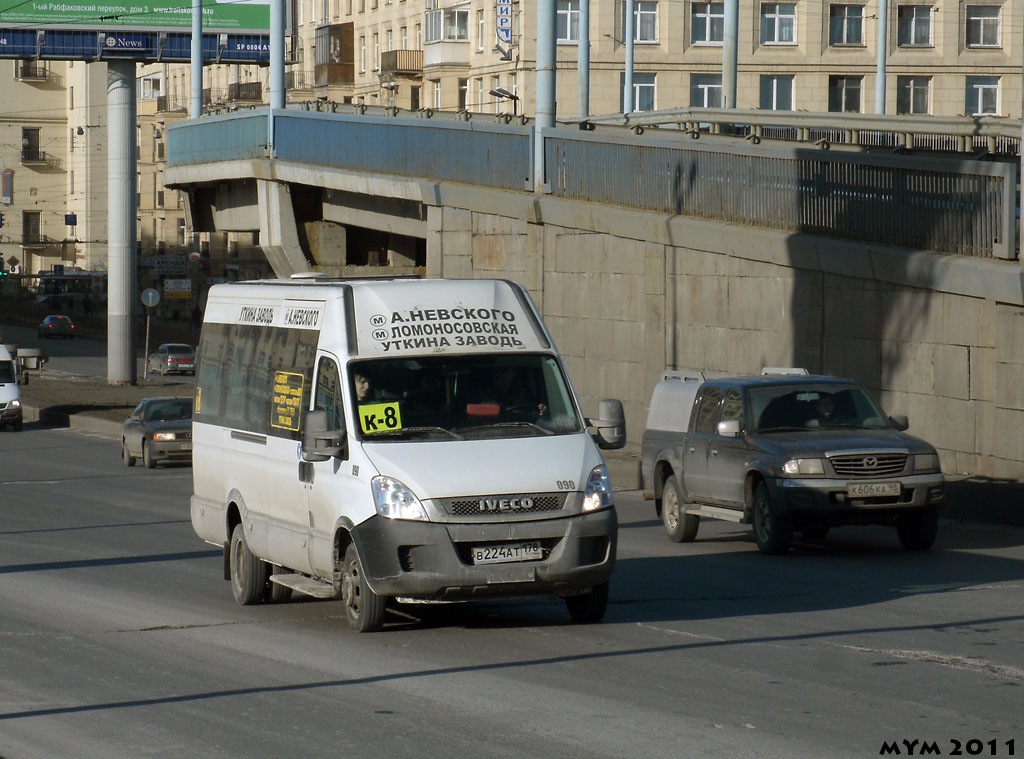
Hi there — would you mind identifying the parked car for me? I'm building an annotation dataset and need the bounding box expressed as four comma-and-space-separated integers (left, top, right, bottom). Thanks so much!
38, 315, 76, 339
122, 397, 193, 469
641, 368, 945, 554
147, 343, 196, 376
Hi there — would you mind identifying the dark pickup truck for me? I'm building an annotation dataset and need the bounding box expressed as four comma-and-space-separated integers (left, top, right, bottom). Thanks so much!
641, 369, 945, 554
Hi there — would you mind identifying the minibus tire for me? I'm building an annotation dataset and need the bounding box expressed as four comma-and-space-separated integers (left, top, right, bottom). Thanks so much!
342, 544, 386, 632
565, 581, 609, 624
230, 523, 268, 605
264, 567, 293, 603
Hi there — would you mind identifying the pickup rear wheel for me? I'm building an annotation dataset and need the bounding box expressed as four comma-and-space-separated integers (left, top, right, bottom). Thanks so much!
896, 509, 938, 551
662, 475, 699, 543
752, 484, 792, 555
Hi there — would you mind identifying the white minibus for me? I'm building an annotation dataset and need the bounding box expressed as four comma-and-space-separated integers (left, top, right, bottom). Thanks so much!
190, 275, 625, 631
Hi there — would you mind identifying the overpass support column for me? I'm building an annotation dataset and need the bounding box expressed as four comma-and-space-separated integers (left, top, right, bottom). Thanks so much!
107, 60, 137, 385
256, 180, 310, 277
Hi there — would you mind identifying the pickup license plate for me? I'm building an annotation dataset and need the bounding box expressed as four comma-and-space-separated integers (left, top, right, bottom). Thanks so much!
847, 481, 900, 498
472, 541, 542, 565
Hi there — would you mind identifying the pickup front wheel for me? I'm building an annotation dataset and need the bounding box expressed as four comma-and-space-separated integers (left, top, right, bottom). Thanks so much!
752, 484, 792, 555
662, 475, 700, 543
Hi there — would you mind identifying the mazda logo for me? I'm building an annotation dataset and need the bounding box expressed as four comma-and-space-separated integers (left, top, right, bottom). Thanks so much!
862, 456, 878, 468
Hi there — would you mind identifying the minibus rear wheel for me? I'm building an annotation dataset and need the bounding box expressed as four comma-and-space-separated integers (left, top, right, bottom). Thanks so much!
341, 544, 386, 632
230, 523, 268, 605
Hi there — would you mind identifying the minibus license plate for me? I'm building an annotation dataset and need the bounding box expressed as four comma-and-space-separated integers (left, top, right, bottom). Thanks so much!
847, 482, 900, 498
473, 541, 542, 565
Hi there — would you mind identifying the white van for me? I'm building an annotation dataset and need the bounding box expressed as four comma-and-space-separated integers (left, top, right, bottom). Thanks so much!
0, 345, 24, 432
190, 276, 625, 631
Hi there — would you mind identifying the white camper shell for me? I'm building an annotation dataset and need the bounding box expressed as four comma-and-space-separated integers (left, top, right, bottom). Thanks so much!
190, 276, 625, 631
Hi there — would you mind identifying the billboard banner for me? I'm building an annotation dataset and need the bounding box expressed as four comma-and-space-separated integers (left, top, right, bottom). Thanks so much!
0, 0, 271, 33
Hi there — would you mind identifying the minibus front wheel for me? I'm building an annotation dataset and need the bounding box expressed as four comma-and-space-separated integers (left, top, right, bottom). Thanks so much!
341, 544, 386, 632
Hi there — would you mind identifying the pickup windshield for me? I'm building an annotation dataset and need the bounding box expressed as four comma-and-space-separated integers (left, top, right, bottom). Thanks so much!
749, 384, 890, 433
349, 353, 583, 441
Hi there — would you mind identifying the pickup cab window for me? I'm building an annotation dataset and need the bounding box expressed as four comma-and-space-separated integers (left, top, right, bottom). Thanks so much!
720, 388, 743, 424
692, 387, 723, 434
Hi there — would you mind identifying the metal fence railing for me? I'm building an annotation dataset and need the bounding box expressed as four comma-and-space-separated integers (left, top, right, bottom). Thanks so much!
168, 107, 1018, 260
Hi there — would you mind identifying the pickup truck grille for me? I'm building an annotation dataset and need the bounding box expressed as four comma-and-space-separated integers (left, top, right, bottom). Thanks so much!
829, 453, 907, 477
441, 492, 567, 516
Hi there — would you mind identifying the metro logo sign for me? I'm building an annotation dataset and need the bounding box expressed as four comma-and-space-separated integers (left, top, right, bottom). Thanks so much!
495, 0, 512, 44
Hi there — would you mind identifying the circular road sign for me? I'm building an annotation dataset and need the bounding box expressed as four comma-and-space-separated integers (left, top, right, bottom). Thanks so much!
141, 288, 160, 308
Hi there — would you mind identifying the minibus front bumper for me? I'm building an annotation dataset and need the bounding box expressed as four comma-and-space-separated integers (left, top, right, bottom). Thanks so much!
350, 508, 617, 601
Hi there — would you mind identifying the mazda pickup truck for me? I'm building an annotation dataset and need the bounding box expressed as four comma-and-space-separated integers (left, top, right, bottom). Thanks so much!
641, 369, 945, 554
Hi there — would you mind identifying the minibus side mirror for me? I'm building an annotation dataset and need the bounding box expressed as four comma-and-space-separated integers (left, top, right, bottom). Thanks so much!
301, 409, 348, 462
588, 399, 626, 450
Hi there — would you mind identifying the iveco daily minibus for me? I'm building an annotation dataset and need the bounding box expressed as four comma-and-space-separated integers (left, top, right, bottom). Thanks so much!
190, 276, 625, 631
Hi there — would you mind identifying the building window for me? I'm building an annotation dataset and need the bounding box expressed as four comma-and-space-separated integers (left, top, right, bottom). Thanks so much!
477, 9, 485, 49
491, 75, 500, 113
691, 3, 723, 45
828, 75, 862, 112
760, 74, 793, 109
477, 77, 484, 108
621, 0, 658, 42
359, 36, 366, 71
557, 0, 580, 43
896, 75, 930, 113
373, 32, 379, 69
690, 74, 722, 107
432, 79, 441, 109
401, 25, 407, 47
620, 72, 655, 111
458, 78, 468, 109
966, 5, 999, 47
411, 85, 420, 109
829, 5, 863, 45
415, 23, 421, 48
897, 5, 932, 46
966, 76, 998, 115
760, 3, 796, 44
426, 7, 469, 42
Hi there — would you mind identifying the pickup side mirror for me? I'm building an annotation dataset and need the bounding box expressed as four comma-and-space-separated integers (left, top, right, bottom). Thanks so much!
889, 414, 909, 431
587, 399, 626, 450
717, 419, 741, 438
302, 409, 348, 462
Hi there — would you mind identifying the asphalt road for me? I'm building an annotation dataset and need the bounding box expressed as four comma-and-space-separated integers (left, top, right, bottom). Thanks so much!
1, 425, 1021, 759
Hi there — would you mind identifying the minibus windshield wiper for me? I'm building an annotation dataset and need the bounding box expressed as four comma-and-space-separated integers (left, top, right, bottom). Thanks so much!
459, 421, 555, 436
370, 425, 464, 441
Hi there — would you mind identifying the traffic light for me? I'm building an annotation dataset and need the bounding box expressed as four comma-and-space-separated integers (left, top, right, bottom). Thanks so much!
0, 212, 4, 227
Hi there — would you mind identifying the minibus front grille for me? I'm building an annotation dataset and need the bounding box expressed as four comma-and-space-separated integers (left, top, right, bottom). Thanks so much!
441, 492, 567, 516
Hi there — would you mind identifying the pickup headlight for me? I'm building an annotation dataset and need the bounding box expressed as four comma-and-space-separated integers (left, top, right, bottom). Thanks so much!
582, 464, 614, 512
913, 453, 940, 473
152, 431, 177, 441
782, 458, 825, 476
371, 476, 428, 521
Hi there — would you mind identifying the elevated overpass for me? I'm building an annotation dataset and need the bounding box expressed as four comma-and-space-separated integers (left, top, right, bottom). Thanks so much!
166, 106, 1024, 493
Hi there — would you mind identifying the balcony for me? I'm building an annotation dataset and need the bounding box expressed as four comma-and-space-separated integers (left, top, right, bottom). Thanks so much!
21, 149, 48, 166
16, 62, 47, 80
22, 233, 50, 247
156, 95, 188, 113
286, 70, 315, 90
228, 81, 264, 103
381, 49, 423, 76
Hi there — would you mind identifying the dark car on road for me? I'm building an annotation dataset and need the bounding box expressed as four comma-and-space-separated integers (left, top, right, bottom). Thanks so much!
147, 343, 196, 376
122, 397, 193, 469
38, 315, 77, 339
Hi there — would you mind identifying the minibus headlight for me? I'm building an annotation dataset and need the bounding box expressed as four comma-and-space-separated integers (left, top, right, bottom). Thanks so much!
371, 476, 428, 521
781, 458, 824, 476
582, 465, 614, 512
10, 399, 20, 408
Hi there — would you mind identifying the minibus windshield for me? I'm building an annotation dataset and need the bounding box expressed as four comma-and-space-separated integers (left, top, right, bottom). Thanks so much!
349, 353, 584, 441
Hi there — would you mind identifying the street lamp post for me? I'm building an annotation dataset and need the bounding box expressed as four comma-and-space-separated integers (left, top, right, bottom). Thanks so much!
490, 87, 519, 115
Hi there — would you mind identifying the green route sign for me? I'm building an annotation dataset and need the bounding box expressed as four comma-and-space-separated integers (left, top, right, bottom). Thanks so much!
0, 0, 271, 33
